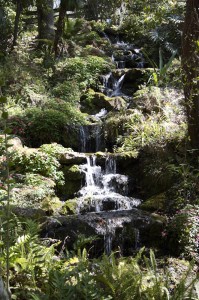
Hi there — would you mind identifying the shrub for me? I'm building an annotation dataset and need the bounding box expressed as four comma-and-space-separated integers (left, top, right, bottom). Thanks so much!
24, 108, 68, 146
52, 80, 81, 104
45, 99, 86, 124
10, 148, 64, 185
167, 205, 199, 262
53, 56, 111, 91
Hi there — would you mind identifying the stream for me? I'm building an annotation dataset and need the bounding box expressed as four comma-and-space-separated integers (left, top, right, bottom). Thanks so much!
71, 38, 156, 255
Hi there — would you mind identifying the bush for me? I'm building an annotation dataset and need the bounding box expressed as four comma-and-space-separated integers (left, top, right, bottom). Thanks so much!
52, 81, 81, 103
24, 108, 69, 146
53, 56, 111, 91
10, 148, 64, 184
167, 205, 199, 262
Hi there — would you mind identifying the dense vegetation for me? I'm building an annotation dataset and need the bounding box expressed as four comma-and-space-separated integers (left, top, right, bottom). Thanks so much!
0, 0, 199, 299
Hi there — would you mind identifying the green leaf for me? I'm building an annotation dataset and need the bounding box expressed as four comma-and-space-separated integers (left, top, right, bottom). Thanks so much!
3, 128, 12, 134
2, 111, 8, 119
0, 96, 7, 103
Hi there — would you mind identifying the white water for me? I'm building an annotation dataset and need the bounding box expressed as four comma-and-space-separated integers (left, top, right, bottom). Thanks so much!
77, 155, 140, 214
110, 74, 125, 97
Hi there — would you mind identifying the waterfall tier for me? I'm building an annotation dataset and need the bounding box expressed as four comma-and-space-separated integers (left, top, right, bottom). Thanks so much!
77, 155, 140, 214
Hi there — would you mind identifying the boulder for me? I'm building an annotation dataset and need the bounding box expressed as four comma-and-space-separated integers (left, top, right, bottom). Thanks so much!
80, 89, 126, 114
40, 215, 101, 254
0, 135, 23, 152
59, 152, 86, 165
58, 165, 84, 200
111, 68, 154, 96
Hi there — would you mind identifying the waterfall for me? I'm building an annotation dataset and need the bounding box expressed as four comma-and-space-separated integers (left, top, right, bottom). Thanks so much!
105, 155, 116, 174
78, 155, 140, 213
79, 126, 88, 153
110, 74, 125, 97
116, 61, 125, 69
79, 124, 104, 153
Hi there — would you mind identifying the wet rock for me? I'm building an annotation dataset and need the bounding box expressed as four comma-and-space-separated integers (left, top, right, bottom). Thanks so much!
80, 89, 126, 114
62, 125, 82, 152
40, 215, 101, 254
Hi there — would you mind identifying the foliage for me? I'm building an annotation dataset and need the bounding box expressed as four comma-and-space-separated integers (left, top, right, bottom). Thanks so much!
9, 148, 64, 185
167, 205, 199, 262
0, 6, 13, 55
52, 81, 81, 104
120, 108, 186, 153
120, 0, 184, 63
6, 107, 83, 147
166, 163, 199, 211
53, 56, 111, 91
40, 143, 72, 157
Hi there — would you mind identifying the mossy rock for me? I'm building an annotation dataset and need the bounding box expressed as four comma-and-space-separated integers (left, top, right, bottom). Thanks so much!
80, 89, 126, 114
61, 199, 78, 215
58, 180, 82, 199
62, 165, 84, 180
140, 193, 166, 212
41, 196, 63, 215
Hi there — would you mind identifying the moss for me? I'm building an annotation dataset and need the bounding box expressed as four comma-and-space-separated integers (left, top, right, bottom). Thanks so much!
63, 165, 83, 180
58, 180, 82, 199
61, 199, 78, 215
115, 151, 139, 160
140, 193, 166, 212
81, 90, 126, 114
41, 196, 63, 214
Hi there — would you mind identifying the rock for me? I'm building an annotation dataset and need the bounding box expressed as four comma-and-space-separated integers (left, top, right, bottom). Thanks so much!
111, 68, 154, 96
8, 173, 62, 217
39, 208, 165, 256
80, 89, 126, 114
40, 215, 100, 254
41, 196, 63, 215
9, 136, 23, 149
58, 165, 84, 199
80, 209, 164, 255
82, 46, 106, 57
130, 86, 185, 115
58, 180, 83, 200
12, 207, 46, 219
62, 125, 82, 152
0, 135, 23, 151
59, 152, 86, 165
63, 164, 84, 180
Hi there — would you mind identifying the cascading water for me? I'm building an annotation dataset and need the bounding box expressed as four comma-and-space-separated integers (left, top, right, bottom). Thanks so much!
79, 124, 104, 153
76, 155, 141, 254
102, 73, 125, 97
110, 74, 125, 97
76, 33, 150, 255
78, 155, 140, 213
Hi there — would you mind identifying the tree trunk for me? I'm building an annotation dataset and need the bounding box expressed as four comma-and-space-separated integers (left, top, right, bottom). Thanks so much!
54, 0, 68, 56
36, 0, 55, 46
182, 0, 199, 150
12, 0, 22, 49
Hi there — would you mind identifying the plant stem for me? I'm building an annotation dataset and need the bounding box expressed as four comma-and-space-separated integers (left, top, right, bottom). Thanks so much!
4, 128, 10, 296
0, 87, 11, 298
